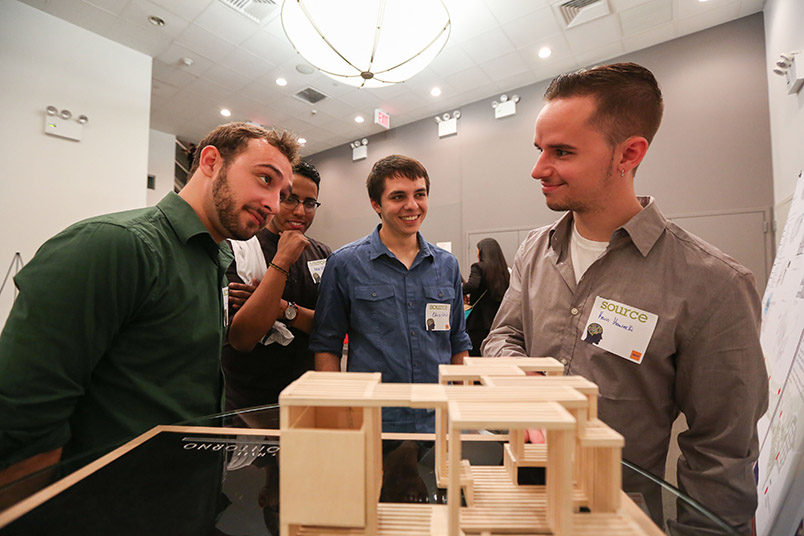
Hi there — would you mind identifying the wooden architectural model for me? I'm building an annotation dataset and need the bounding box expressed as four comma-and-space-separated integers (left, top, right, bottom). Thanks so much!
278, 358, 658, 536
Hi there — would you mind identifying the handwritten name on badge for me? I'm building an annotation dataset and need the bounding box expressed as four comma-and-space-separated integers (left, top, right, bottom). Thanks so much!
582, 296, 658, 364
426, 303, 451, 331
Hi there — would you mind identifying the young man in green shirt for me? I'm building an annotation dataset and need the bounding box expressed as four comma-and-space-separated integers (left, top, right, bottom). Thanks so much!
0, 122, 300, 484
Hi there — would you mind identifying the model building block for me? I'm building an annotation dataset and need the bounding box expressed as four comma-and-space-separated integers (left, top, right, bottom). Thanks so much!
278, 366, 651, 536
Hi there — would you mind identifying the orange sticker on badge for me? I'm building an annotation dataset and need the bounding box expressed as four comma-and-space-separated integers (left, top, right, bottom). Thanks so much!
629, 350, 642, 361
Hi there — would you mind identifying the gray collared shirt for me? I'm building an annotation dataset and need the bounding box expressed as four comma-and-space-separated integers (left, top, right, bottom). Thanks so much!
483, 196, 768, 528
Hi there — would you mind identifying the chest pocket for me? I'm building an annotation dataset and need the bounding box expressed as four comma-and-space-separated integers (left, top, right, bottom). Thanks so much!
354, 285, 396, 333
424, 286, 454, 303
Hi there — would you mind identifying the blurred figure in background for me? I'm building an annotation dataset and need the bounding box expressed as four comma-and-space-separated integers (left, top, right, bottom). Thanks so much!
463, 238, 509, 356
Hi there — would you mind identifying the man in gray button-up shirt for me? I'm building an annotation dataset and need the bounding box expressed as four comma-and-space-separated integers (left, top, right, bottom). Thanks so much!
483, 63, 767, 534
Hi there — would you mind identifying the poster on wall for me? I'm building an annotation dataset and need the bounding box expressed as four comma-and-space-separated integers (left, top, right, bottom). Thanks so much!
755, 171, 804, 536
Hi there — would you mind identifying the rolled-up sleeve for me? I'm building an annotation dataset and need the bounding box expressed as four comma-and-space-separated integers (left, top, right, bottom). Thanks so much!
309, 252, 350, 356
481, 245, 528, 357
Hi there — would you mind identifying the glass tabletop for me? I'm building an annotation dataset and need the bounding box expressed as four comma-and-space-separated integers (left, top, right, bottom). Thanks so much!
0, 405, 740, 535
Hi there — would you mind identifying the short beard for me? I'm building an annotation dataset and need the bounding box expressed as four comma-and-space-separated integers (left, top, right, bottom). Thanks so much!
213, 165, 254, 241
545, 150, 617, 214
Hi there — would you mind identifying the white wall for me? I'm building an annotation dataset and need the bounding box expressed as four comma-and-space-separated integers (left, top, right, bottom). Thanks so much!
0, 0, 152, 325
147, 129, 177, 206
764, 0, 804, 208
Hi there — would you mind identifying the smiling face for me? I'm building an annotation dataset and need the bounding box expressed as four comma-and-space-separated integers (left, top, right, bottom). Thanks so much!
209, 138, 293, 241
371, 174, 428, 240
531, 96, 621, 216
267, 173, 319, 235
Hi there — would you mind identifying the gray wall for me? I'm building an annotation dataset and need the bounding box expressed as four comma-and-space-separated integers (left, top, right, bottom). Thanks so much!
307, 14, 773, 279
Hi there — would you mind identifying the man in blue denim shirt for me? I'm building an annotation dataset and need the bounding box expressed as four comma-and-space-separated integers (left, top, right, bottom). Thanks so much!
310, 155, 471, 433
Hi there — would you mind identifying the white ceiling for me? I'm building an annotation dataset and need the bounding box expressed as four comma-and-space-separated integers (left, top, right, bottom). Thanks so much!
19, 0, 765, 156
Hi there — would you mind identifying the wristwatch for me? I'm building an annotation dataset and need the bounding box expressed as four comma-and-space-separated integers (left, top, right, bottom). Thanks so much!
284, 301, 298, 323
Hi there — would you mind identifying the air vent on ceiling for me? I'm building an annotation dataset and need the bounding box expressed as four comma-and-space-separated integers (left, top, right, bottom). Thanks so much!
554, 0, 611, 29
218, 0, 276, 24
294, 87, 328, 105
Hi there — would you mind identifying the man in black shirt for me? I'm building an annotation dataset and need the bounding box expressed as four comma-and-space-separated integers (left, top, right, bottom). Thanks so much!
222, 161, 331, 409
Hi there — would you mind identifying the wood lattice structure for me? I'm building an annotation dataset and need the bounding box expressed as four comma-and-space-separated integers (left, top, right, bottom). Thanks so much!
278, 358, 658, 536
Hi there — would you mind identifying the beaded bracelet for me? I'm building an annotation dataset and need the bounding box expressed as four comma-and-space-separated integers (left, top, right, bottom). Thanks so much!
269, 262, 290, 277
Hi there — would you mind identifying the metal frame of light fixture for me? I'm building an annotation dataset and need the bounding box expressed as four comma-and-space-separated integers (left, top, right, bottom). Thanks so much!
281, 0, 451, 88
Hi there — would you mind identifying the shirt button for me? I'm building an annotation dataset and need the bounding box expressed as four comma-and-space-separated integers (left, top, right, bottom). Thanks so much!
559, 357, 568, 365
438, 292, 443, 298
408, 301, 413, 306
410, 330, 416, 336
570, 307, 579, 315
372, 292, 377, 297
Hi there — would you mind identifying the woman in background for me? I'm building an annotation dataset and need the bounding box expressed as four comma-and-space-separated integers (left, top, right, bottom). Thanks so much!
463, 238, 510, 356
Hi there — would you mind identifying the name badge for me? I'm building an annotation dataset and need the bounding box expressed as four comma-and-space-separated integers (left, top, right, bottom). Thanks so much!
222, 286, 229, 327
425, 303, 450, 331
582, 296, 658, 364
307, 259, 327, 284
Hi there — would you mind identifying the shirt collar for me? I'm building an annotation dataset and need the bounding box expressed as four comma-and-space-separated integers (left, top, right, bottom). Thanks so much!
548, 196, 666, 259
368, 224, 433, 261
158, 192, 213, 244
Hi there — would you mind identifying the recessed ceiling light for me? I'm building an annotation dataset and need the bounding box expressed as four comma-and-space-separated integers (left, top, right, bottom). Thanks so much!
355, 115, 365, 123
538, 47, 552, 59
298, 137, 307, 144
431, 87, 442, 97
147, 15, 165, 27
276, 78, 288, 87
220, 108, 231, 117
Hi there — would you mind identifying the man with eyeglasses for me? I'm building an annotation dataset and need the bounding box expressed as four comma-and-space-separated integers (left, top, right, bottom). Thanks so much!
222, 160, 331, 410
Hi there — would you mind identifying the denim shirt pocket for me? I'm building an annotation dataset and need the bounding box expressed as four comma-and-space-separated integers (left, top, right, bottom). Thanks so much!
424, 286, 454, 303
354, 285, 396, 333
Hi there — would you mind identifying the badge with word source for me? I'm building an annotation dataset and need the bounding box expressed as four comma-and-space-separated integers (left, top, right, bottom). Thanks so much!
582, 296, 658, 364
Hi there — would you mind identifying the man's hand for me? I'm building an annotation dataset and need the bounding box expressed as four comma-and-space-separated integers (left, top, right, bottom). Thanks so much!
272, 231, 310, 269
229, 279, 258, 310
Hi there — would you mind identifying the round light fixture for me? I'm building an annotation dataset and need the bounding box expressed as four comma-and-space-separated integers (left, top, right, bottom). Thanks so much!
538, 46, 552, 59
77, 115, 89, 124
296, 64, 315, 75
59, 109, 72, 120
276, 77, 288, 87
431, 87, 442, 97
281, 0, 451, 88
355, 115, 365, 123
452, 110, 461, 119
220, 108, 232, 117
299, 137, 307, 144
148, 15, 166, 27
46, 105, 58, 116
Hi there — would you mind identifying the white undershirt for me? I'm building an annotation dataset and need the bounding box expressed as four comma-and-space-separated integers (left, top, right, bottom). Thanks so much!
569, 222, 608, 283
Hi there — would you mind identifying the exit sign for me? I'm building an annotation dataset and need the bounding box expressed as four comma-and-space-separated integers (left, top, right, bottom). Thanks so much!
374, 109, 390, 129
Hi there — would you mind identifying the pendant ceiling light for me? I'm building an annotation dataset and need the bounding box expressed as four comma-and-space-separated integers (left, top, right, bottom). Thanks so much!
281, 0, 451, 88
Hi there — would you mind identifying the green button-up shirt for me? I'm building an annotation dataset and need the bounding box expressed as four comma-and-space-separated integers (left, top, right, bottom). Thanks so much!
0, 193, 233, 468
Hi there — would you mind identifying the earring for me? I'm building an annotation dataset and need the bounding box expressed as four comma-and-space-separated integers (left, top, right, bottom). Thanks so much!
620, 169, 625, 177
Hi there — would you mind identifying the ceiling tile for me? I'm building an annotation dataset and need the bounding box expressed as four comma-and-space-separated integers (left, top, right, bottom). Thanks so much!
484, 0, 553, 25
427, 45, 476, 78
502, 6, 563, 48
152, 58, 199, 86
82, 0, 129, 16
241, 26, 296, 62
622, 22, 677, 53
459, 28, 516, 65
444, 0, 497, 43
446, 66, 493, 90
184, 77, 231, 102
30, 0, 119, 37
175, 23, 235, 62
738, 0, 766, 16
219, 48, 275, 79
120, 0, 191, 40
110, 20, 172, 57
148, 0, 213, 21
675, 0, 740, 19
676, 1, 741, 34
564, 15, 623, 54
609, 0, 659, 11
574, 41, 626, 67
151, 80, 180, 100
157, 44, 214, 76
193, 1, 264, 46
201, 64, 250, 91
620, 0, 674, 36
478, 51, 531, 81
